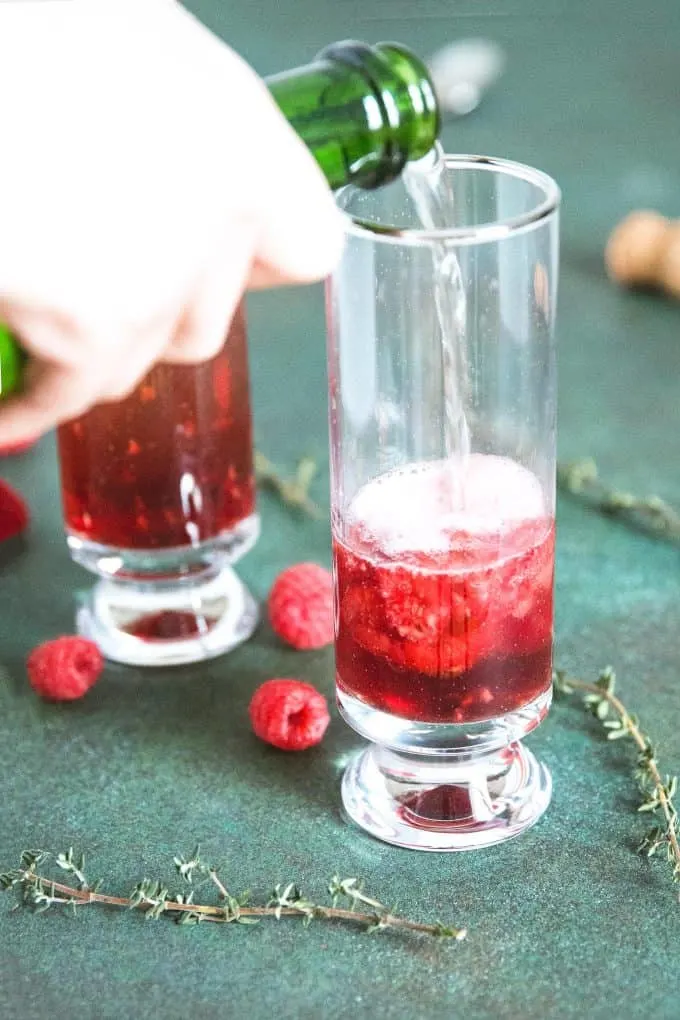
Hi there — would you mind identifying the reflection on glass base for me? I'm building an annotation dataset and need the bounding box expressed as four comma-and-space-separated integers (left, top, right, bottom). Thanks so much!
341, 740, 551, 852
338, 687, 552, 851
76, 565, 259, 667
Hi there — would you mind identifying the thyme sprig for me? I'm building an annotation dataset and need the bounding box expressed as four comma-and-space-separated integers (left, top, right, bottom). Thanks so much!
0, 847, 467, 941
255, 451, 321, 517
554, 668, 680, 896
557, 458, 680, 543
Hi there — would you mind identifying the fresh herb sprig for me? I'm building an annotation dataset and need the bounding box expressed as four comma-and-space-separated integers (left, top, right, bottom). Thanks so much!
554, 668, 680, 895
557, 458, 680, 543
255, 452, 321, 517
0, 847, 467, 941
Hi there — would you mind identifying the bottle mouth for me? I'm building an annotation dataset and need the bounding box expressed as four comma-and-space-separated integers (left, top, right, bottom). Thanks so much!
317, 40, 440, 187
337, 154, 561, 246
371, 41, 440, 157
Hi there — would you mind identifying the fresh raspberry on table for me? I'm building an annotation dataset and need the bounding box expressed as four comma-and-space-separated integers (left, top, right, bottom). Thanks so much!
268, 562, 334, 650
0, 479, 29, 542
249, 679, 330, 751
27, 636, 104, 702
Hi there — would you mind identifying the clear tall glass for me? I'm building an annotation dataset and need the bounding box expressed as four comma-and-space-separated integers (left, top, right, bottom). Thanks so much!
327, 155, 560, 850
56, 301, 259, 667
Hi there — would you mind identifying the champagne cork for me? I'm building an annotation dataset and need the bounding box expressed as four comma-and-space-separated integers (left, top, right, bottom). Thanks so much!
605, 209, 680, 299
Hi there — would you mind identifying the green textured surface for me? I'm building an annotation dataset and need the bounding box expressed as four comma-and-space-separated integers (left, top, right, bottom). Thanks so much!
2, 2, 680, 1017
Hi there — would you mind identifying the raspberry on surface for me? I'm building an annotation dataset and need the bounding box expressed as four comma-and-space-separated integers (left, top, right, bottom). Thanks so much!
268, 562, 334, 650
0, 480, 29, 541
249, 678, 330, 751
27, 636, 103, 702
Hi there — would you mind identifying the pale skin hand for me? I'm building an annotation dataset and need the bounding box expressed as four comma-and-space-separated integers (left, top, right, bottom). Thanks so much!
0, 0, 345, 442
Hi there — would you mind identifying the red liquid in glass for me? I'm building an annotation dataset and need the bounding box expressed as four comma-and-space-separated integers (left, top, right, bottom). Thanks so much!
57, 304, 255, 550
122, 610, 210, 641
333, 457, 554, 725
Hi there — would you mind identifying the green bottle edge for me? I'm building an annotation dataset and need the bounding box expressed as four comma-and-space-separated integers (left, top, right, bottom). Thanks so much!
269, 38, 440, 190
316, 40, 440, 174
0, 323, 25, 398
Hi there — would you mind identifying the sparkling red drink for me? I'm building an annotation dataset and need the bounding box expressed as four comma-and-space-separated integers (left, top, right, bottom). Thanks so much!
57, 304, 255, 554
334, 456, 554, 725
328, 153, 559, 848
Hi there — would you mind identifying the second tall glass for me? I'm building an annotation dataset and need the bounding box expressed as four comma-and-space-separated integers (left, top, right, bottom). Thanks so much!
327, 155, 560, 850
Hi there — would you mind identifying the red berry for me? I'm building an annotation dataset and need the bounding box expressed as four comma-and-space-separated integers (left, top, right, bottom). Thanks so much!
249, 679, 330, 751
27, 636, 103, 702
0, 479, 29, 541
268, 562, 334, 650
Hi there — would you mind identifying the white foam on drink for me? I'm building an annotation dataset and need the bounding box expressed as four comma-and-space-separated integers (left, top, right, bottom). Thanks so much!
349, 455, 544, 557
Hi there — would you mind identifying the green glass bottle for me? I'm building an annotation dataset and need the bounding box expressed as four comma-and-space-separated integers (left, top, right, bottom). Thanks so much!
267, 40, 439, 190
0, 39, 440, 398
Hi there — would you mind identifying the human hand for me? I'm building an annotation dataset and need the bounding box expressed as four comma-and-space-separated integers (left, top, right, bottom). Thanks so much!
0, 0, 344, 442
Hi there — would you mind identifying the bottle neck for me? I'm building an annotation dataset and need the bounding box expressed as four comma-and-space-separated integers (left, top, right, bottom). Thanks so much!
266, 40, 439, 190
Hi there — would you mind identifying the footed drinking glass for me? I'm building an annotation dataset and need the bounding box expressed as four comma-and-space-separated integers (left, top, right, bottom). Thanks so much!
57, 301, 259, 667
327, 155, 560, 850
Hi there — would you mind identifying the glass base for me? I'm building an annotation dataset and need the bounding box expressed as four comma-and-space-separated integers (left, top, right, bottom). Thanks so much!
341, 740, 551, 852
337, 687, 552, 851
76, 565, 259, 667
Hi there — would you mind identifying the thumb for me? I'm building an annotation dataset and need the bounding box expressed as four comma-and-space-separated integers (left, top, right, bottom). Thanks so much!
249, 116, 346, 289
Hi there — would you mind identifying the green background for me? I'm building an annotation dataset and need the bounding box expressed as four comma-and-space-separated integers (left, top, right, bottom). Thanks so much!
1, 1, 679, 1017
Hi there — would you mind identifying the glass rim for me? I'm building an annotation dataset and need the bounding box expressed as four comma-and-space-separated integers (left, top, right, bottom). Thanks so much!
338, 154, 561, 247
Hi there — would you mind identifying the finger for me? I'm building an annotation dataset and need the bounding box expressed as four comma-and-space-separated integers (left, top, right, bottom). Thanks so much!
162, 230, 254, 364
0, 298, 83, 367
245, 252, 340, 290
0, 362, 99, 443
98, 327, 171, 403
249, 108, 346, 285
0, 310, 105, 441
253, 166, 346, 285
245, 258, 309, 291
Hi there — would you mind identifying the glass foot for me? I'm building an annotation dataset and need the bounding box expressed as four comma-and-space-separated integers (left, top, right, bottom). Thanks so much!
341, 740, 551, 851
76, 565, 259, 667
